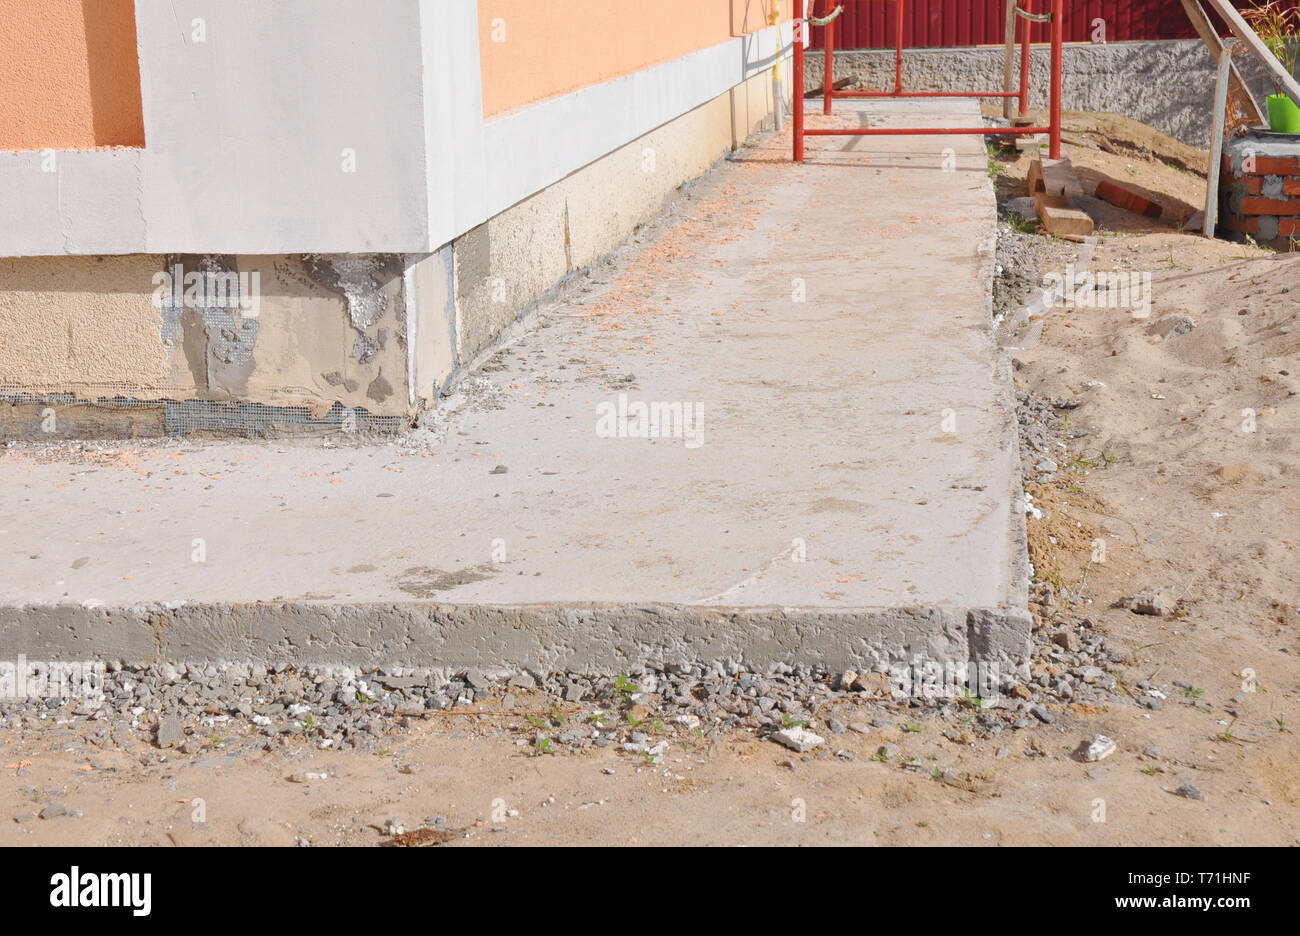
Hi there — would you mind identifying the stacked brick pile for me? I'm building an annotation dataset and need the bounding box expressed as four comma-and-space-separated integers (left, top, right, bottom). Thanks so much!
1219, 134, 1300, 251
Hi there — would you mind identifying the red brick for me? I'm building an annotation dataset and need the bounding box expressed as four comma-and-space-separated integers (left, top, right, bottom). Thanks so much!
1220, 214, 1259, 234
1239, 156, 1300, 175
1241, 196, 1300, 215
1284, 177, 1300, 195
1095, 180, 1163, 218
1276, 217, 1300, 238
1219, 169, 1261, 193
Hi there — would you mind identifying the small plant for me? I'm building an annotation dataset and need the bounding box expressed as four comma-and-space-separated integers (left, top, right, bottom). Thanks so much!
1242, 233, 1276, 255
1034, 568, 1066, 589
535, 736, 555, 755
987, 144, 1006, 180
872, 750, 890, 763
1243, 2, 1300, 96
904, 721, 923, 734
1142, 765, 1159, 776
614, 674, 638, 699
1183, 686, 1204, 700
1003, 210, 1037, 235
626, 713, 645, 729
781, 712, 809, 729
1275, 716, 1292, 734
958, 689, 984, 710
588, 712, 607, 725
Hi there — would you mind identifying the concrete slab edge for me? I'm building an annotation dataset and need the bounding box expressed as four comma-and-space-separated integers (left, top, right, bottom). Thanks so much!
0, 602, 1032, 673
977, 205, 1034, 618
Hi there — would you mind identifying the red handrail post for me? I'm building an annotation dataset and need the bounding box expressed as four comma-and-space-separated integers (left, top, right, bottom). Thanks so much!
794, 15, 805, 162
824, 5, 834, 115
1049, 0, 1062, 158
894, 0, 905, 94
1018, 2, 1031, 117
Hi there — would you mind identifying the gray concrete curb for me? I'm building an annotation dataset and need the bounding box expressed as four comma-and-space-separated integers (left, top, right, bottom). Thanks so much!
0, 602, 1032, 672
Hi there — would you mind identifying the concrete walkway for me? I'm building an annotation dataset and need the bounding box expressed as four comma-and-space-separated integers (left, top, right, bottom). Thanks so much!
0, 100, 1030, 671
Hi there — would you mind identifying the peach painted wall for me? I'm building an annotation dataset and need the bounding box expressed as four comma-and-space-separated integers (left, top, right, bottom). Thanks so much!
478, 0, 786, 118
0, 0, 145, 151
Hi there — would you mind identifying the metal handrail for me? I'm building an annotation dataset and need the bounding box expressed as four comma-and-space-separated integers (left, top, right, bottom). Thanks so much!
792, 0, 1064, 162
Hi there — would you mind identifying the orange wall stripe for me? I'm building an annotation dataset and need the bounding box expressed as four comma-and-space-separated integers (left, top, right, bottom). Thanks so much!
478, 0, 787, 118
0, 0, 145, 151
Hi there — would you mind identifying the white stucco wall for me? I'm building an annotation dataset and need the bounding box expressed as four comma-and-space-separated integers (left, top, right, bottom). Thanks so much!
0, 0, 430, 256
0, 0, 792, 258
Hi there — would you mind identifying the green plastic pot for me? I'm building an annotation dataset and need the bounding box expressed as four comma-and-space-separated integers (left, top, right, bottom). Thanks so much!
1267, 93, 1300, 133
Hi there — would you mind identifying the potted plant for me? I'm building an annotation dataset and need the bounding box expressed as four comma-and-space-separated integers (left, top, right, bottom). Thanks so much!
1244, 2, 1300, 132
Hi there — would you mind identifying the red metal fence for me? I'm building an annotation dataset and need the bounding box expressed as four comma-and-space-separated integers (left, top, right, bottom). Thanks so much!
793, 2, 1066, 162
807, 0, 1298, 49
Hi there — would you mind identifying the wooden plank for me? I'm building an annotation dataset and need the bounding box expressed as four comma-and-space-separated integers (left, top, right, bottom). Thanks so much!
1202, 0, 1300, 107
1028, 157, 1084, 200
1003, 0, 1018, 119
1035, 191, 1096, 237
1179, 0, 1265, 126
1016, 133, 1045, 154
1205, 42, 1234, 238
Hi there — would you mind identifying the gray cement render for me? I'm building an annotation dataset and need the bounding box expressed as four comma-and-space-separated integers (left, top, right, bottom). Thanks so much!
803, 39, 1291, 148
0, 101, 1030, 672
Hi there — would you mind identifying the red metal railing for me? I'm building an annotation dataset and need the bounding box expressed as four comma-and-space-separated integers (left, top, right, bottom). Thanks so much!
793, 0, 1064, 162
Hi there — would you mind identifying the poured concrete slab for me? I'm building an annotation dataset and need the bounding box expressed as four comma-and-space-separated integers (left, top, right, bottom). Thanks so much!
0, 100, 1030, 672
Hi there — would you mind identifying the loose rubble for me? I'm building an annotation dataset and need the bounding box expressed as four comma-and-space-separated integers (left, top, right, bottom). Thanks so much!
0, 635, 1149, 773
772, 727, 825, 753
1078, 734, 1117, 762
